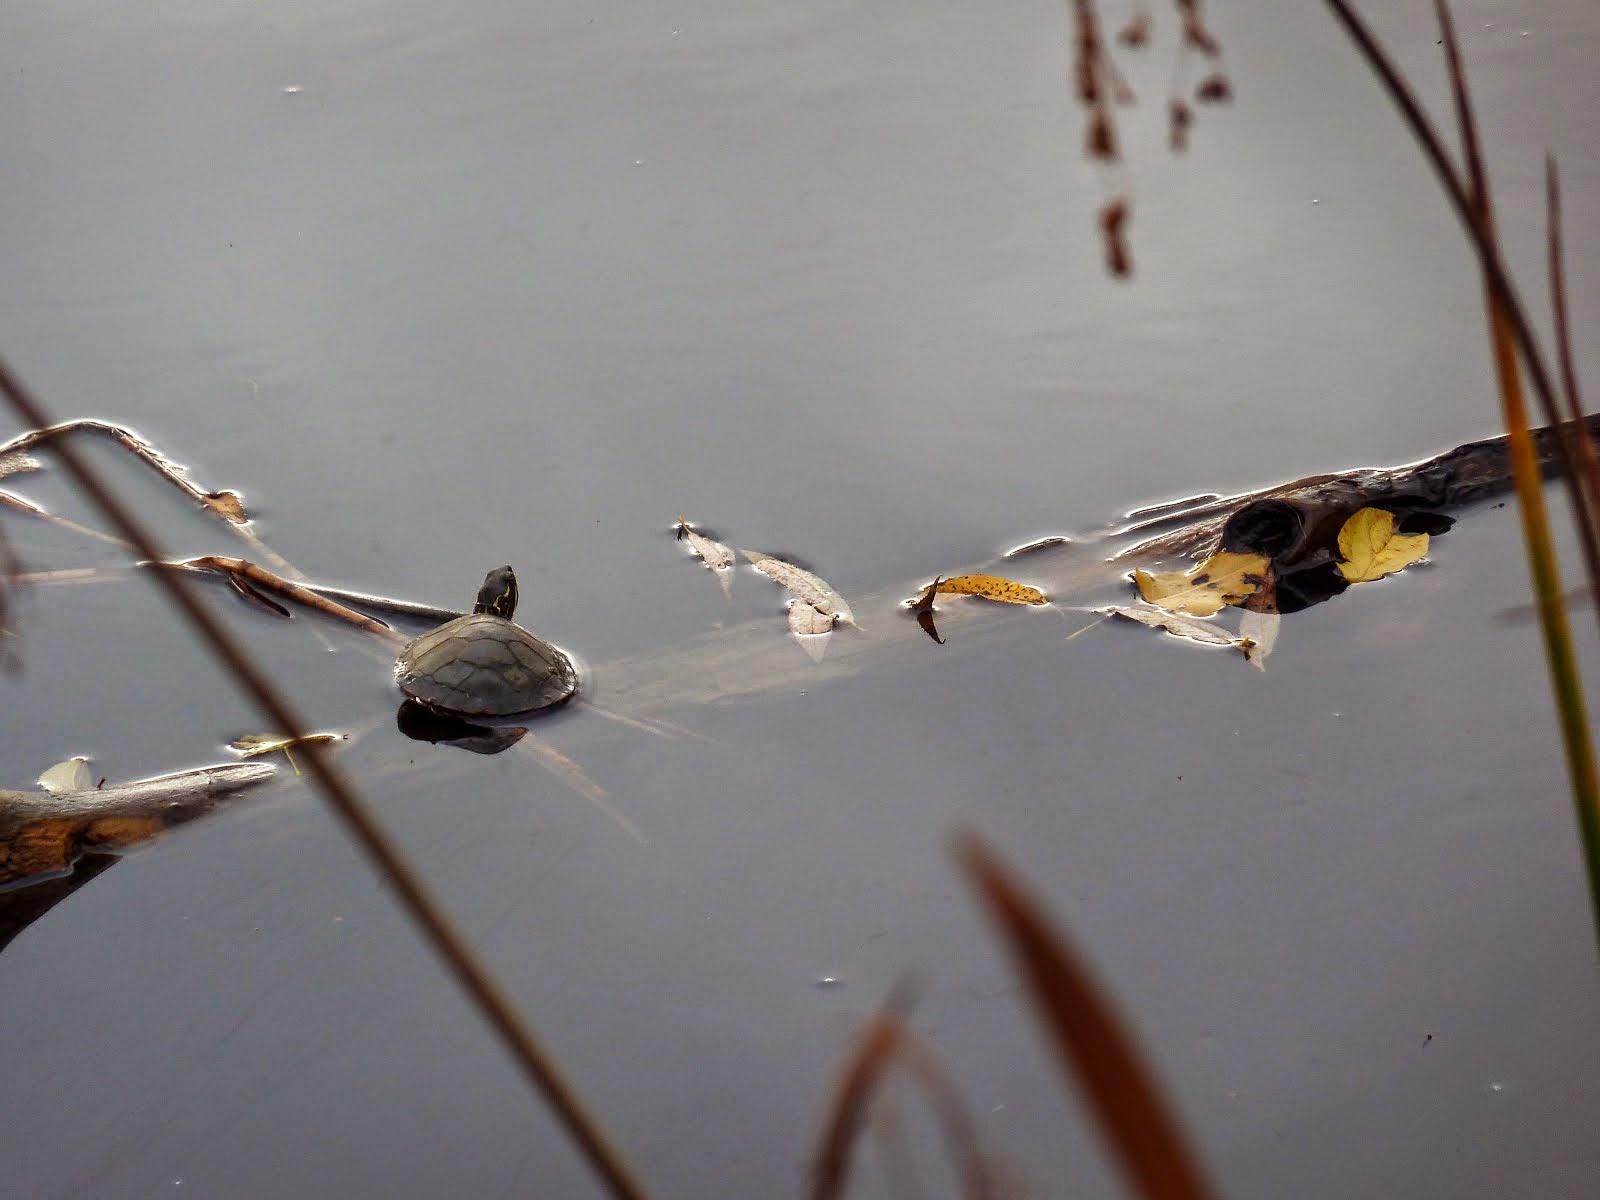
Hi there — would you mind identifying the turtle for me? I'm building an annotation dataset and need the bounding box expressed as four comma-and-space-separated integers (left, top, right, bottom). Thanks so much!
394, 566, 578, 717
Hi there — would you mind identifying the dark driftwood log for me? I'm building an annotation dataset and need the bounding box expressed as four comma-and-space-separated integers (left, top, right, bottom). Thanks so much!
595, 416, 1600, 715
1113, 416, 1600, 563
0, 762, 277, 890
0, 762, 277, 955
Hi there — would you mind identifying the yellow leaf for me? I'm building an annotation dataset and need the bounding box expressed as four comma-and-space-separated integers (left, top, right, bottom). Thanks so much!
1132, 550, 1268, 616
934, 574, 1048, 605
1335, 508, 1429, 583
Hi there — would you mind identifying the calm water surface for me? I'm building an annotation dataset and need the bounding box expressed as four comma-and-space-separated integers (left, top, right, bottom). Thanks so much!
2, 1, 1600, 1196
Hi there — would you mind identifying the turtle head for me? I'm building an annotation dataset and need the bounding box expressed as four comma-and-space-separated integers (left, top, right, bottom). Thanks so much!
473, 565, 519, 619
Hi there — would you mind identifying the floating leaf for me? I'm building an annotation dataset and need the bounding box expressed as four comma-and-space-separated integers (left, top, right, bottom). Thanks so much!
1238, 609, 1281, 671
934, 574, 1048, 606
788, 600, 834, 662
743, 549, 856, 626
0, 452, 41, 480
203, 489, 249, 524
1105, 605, 1239, 648
910, 578, 945, 644
1335, 508, 1429, 583
38, 756, 93, 794
229, 731, 341, 775
1132, 550, 1268, 616
675, 516, 734, 570
676, 516, 734, 600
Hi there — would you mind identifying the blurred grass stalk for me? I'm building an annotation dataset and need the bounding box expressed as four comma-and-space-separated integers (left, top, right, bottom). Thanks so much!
1322, 0, 1600, 943
954, 831, 1217, 1200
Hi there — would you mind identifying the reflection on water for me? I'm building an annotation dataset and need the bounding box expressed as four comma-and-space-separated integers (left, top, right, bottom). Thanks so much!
394, 698, 527, 756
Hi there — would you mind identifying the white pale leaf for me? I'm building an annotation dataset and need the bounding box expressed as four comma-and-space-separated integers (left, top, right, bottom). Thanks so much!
744, 550, 856, 626
38, 756, 93, 793
788, 600, 835, 662
1105, 605, 1240, 648
1238, 609, 1282, 671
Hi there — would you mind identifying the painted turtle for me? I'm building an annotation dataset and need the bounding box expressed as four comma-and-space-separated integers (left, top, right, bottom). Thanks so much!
394, 566, 578, 717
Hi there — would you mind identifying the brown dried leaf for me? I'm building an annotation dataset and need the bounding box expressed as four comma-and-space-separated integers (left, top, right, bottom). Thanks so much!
788, 600, 835, 662
743, 549, 856, 626
909, 578, 945, 645
788, 600, 836, 635
1195, 74, 1233, 104
202, 489, 249, 524
676, 516, 734, 599
675, 515, 734, 570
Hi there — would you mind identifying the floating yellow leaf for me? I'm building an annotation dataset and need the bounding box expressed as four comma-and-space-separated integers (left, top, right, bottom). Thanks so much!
742, 549, 856, 626
1336, 508, 1429, 583
934, 574, 1048, 606
1132, 550, 1268, 617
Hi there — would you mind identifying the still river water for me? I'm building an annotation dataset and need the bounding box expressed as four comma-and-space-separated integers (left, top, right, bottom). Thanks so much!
3, 1, 1600, 1196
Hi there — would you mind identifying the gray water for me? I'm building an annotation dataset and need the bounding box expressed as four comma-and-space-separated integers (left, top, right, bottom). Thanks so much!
3, 1, 1600, 1196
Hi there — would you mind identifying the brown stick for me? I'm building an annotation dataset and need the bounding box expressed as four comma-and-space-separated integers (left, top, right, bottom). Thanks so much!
153, 555, 402, 642
0, 489, 131, 547
0, 418, 303, 578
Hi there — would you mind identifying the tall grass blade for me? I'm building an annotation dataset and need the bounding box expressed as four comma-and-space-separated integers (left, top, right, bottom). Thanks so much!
811, 976, 921, 1200
1431, 0, 1600, 944
952, 830, 1215, 1200
1544, 156, 1600, 634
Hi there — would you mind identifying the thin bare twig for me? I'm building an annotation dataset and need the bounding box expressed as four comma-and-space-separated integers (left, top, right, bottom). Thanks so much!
0, 356, 649, 1200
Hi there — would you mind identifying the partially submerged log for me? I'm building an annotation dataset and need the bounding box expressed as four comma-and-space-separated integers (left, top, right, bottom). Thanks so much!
0, 762, 277, 889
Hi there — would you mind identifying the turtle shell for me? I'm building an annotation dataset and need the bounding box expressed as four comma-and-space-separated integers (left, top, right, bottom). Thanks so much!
395, 613, 578, 717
